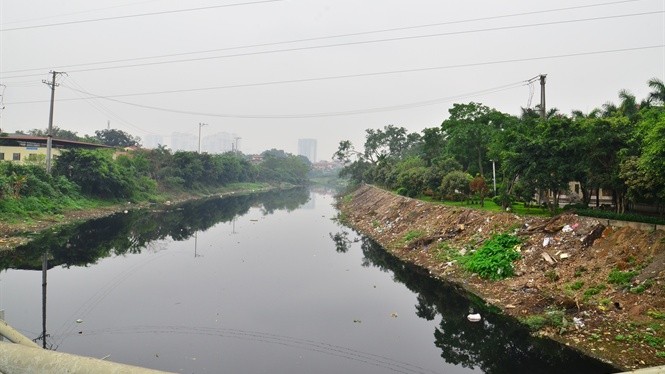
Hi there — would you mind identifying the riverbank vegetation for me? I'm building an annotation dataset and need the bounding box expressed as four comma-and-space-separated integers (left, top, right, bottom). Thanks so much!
0, 145, 311, 223
334, 77, 665, 221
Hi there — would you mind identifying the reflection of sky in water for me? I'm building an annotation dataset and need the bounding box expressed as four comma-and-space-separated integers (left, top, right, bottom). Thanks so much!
0, 189, 615, 374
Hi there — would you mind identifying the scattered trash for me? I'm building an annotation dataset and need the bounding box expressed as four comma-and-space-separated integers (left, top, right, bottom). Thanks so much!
76, 319, 83, 324
123, 210, 128, 214
250, 219, 258, 222
390, 312, 398, 318
542, 237, 551, 247
573, 317, 585, 329
559, 253, 570, 259
562, 225, 573, 233
467, 313, 481, 322
541, 252, 555, 265
505, 304, 516, 309
353, 319, 362, 323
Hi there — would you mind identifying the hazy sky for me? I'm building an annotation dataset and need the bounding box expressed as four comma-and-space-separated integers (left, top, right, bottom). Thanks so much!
1, 0, 663, 160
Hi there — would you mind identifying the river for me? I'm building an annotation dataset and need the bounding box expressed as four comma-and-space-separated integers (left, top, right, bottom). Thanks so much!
0, 188, 616, 373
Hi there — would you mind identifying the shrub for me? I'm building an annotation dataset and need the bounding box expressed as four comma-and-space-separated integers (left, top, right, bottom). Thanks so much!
460, 233, 521, 280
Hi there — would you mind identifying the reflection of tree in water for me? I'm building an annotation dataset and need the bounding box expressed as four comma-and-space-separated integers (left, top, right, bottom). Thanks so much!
357, 237, 617, 374
0, 188, 309, 271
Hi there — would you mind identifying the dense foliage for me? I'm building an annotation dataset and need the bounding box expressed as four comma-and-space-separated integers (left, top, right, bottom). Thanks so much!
0, 145, 310, 219
335, 78, 665, 216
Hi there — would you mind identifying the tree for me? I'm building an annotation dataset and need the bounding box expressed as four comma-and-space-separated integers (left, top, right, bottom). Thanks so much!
647, 77, 665, 106
439, 171, 472, 201
441, 103, 509, 177
29, 126, 80, 141
94, 129, 141, 147
52, 149, 133, 198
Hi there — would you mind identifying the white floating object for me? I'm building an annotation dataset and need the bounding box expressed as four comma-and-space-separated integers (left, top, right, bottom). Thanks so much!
76, 319, 83, 324
467, 313, 481, 322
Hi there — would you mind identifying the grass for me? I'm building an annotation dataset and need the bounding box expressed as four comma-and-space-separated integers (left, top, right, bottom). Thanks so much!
420, 196, 553, 217
608, 268, 639, 287
403, 230, 425, 243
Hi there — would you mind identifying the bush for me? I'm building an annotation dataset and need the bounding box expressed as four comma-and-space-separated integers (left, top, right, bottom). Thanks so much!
460, 233, 521, 280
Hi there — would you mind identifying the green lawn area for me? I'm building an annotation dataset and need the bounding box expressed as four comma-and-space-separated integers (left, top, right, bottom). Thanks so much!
419, 195, 554, 217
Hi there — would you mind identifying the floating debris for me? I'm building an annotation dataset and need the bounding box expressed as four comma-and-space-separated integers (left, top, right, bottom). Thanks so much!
75, 319, 83, 324
467, 313, 481, 322
390, 312, 398, 318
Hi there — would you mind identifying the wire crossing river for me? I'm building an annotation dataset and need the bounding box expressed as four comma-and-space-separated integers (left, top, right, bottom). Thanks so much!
0, 188, 616, 373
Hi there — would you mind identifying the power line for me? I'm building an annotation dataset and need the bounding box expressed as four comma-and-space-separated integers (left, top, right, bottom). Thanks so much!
5, 44, 663, 108
35, 44, 658, 119
1, 0, 165, 26
0, 0, 648, 75
0, 0, 285, 32
1, 10, 662, 80
67, 81, 528, 119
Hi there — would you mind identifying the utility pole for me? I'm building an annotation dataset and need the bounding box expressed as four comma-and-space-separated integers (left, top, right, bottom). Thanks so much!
42, 71, 65, 174
198, 123, 208, 153
539, 74, 547, 120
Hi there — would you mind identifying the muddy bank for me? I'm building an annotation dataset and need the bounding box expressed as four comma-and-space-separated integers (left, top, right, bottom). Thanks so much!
339, 184, 665, 371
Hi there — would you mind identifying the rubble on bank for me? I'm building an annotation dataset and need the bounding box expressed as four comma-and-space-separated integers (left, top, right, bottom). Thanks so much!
340, 184, 665, 371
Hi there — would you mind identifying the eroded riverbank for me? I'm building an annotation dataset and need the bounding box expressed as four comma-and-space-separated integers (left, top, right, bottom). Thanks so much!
339, 184, 665, 371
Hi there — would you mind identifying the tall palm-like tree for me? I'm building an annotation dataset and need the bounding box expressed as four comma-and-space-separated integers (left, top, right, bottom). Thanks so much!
647, 77, 665, 105
601, 101, 618, 117
618, 89, 638, 120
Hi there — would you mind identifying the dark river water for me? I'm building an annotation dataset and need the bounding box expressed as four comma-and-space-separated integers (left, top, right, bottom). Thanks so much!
0, 188, 616, 373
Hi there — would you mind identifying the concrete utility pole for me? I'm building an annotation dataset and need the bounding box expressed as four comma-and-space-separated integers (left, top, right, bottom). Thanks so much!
198, 122, 208, 153
42, 71, 65, 174
539, 74, 547, 120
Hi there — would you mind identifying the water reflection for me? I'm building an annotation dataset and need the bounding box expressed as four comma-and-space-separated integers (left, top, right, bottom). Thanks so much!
347, 234, 617, 374
0, 188, 309, 272
0, 188, 309, 350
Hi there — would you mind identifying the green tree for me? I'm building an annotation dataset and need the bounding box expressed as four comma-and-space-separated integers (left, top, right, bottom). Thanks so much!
52, 149, 133, 198
94, 129, 141, 147
439, 170, 472, 201
28, 126, 81, 141
647, 77, 665, 106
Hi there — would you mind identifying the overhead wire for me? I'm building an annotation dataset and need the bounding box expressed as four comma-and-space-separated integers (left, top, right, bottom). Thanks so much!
2, 10, 663, 80
64, 76, 158, 135
6, 43, 659, 106
0, 0, 285, 32
0, 0, 650, 75
0, 0, 165, 26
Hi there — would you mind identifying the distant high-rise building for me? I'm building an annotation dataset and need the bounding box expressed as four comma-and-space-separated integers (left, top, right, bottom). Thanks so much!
203, 132, 236, 153
142, 134, 164, 149
298, 138, 317, 163
171, 132, 197, 152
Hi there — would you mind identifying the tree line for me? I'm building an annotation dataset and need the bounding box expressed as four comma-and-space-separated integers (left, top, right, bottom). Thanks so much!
0, 145, 311, 217
334, 78, 665, 214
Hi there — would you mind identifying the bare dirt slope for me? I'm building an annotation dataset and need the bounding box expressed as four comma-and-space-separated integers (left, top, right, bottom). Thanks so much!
340, 184, 665, 371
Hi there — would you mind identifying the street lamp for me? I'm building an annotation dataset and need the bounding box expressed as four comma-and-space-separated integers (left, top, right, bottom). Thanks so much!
490, 159, 497, 196
198, 122, 208, 153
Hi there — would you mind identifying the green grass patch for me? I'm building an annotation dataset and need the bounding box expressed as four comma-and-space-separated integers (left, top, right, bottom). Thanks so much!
583, 284, 606, 300
403, 230, 425, 243
460, 233, 521, 280
608, 268, 639, 287
567, 280, 585, 291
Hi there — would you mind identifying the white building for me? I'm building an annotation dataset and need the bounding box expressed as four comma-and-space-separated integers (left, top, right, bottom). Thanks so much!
298, 138, 317, 163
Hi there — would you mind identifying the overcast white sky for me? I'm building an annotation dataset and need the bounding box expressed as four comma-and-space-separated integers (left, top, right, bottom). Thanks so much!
1, 0, 663, 160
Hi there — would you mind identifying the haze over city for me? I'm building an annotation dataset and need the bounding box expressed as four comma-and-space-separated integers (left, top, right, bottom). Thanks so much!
1, 0, 663, 159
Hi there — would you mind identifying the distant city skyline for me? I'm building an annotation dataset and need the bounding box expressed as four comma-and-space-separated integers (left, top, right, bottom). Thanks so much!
298, 138, 317, 163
